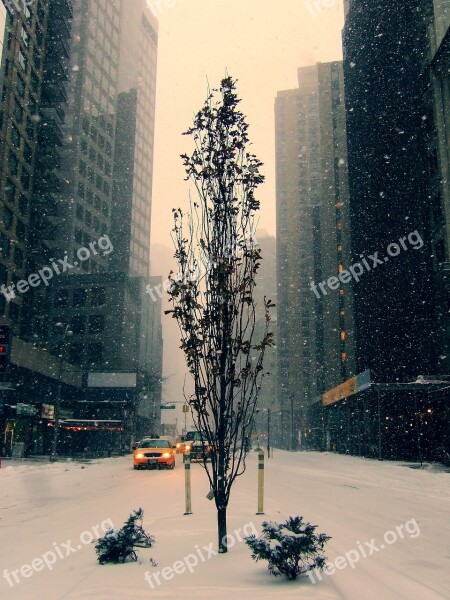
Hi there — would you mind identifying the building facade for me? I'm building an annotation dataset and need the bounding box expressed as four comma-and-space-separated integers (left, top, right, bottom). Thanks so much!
343, 0, 440, 383
275, 63, 354, 450
0, 0, 162, 455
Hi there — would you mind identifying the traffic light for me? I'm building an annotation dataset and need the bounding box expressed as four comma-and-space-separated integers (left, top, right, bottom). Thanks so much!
0, 325, 12, 374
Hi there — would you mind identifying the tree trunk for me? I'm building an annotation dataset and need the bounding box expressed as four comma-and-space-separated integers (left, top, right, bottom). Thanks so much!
218, 505, 228, 553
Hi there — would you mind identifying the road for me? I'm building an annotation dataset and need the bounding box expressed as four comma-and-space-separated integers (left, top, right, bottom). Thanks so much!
0, 451, 449, 599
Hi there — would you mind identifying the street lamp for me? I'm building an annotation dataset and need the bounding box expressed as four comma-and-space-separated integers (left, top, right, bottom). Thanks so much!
50, 323, 73, 462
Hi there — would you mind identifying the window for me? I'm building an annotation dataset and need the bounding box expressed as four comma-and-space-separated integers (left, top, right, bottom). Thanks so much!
89, 315, 104, 333
30, 71, 39, 94
71, 315, 86, 334
85, 211, 92, 227
14, 100, 23, 123
24, 144, 33, 164
0, 264, 7, 285
5, 183, 15, 204
79, 161, 86, 176
68, 343, 84, 365
11, 125, 20, 147
20, 27, 30, 48
73, 288, 87, 307
18, 50, 27, 71
76, 204, 84, 220
21, 169, 30, 190
8, 152, 18, 176
0, 235, 11, 258
91, 287, 106, 306
18, 194, 28, 215
13, 247, 24, 268
75, 228, 83, 244
88, 343, 103, 364
26, 117, 35, 139
16, 76, 25, 97
54, 289, 69, 308
16, 220, 26, 240
3, 207, 13, 230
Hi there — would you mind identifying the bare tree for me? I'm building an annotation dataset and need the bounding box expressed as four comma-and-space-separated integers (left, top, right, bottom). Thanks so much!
166, 76, 274, 553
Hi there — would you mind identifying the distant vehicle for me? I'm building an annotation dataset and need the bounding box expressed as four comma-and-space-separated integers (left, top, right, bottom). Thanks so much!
133, 438, 176, 470
174, 439, 186, 454
184, 430, 214, 462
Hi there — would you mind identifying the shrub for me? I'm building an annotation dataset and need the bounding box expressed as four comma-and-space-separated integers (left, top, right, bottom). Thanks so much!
245, 516, 330, 580
94, 508, 154, 564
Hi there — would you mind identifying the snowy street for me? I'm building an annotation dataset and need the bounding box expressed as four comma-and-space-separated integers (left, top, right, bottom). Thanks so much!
1, 451, 449, 600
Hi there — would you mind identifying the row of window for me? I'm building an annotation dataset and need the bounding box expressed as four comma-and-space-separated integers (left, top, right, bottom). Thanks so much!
68, 342, 103, 365
78, 161, 111, 196
81, 116, 114, 144
77, 183, 109, 215
54, 286, 107, 308
80, 140, 112, 175
75, 204, 107, 231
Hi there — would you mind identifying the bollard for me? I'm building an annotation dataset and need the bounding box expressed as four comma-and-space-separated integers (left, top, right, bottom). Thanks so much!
184, 450, 192, 515
256, 450, 264, 515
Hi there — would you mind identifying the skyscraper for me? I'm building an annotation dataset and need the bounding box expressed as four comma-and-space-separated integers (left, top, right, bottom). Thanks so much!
275, 62, 355, 450
343, 0, 440, 382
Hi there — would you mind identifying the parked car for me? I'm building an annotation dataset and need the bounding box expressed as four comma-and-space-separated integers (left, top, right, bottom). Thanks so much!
133, 438, 176, 470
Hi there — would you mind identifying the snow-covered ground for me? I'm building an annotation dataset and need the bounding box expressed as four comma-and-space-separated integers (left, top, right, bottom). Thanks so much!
1, 451, 449, 600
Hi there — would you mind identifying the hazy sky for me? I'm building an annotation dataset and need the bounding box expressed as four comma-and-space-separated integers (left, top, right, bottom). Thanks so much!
149, 0, 345, 417
150, 0, 345, 250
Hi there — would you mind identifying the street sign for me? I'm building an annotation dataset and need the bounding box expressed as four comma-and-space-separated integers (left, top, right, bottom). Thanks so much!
16, 403, 38, 416
160, 404, 176, 410
182, 405, 190, 413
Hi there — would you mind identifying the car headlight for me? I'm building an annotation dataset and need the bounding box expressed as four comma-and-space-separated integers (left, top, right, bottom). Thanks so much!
176, 443, 180, 448
135, 453, 144, 459
185, 444, 191, 450
162, 452, 171, 458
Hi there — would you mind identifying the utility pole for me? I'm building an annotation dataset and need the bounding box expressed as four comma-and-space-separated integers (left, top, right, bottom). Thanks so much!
50, 324, 72, 462
290, 394, 295, 451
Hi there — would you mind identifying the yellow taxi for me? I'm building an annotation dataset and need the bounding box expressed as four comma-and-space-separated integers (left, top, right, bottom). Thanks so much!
133, 438, 176, 470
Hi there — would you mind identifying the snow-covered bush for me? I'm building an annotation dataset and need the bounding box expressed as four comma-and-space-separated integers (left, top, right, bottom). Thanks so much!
94, 508, 154, 564
245, 516, 330, 580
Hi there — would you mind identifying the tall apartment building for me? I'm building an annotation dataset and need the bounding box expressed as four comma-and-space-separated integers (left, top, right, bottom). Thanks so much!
0, 0, 59, 326
343, 0, 440, 382
429, 0, 450, 373
275, 63, 355, 449
39, 0, 161, 439
317, 62, 355, 394
276, 67, 321, 449
0, 0, 162, 454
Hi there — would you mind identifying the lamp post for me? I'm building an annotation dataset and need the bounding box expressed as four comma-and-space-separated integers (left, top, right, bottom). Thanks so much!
50, 323, 73, 462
